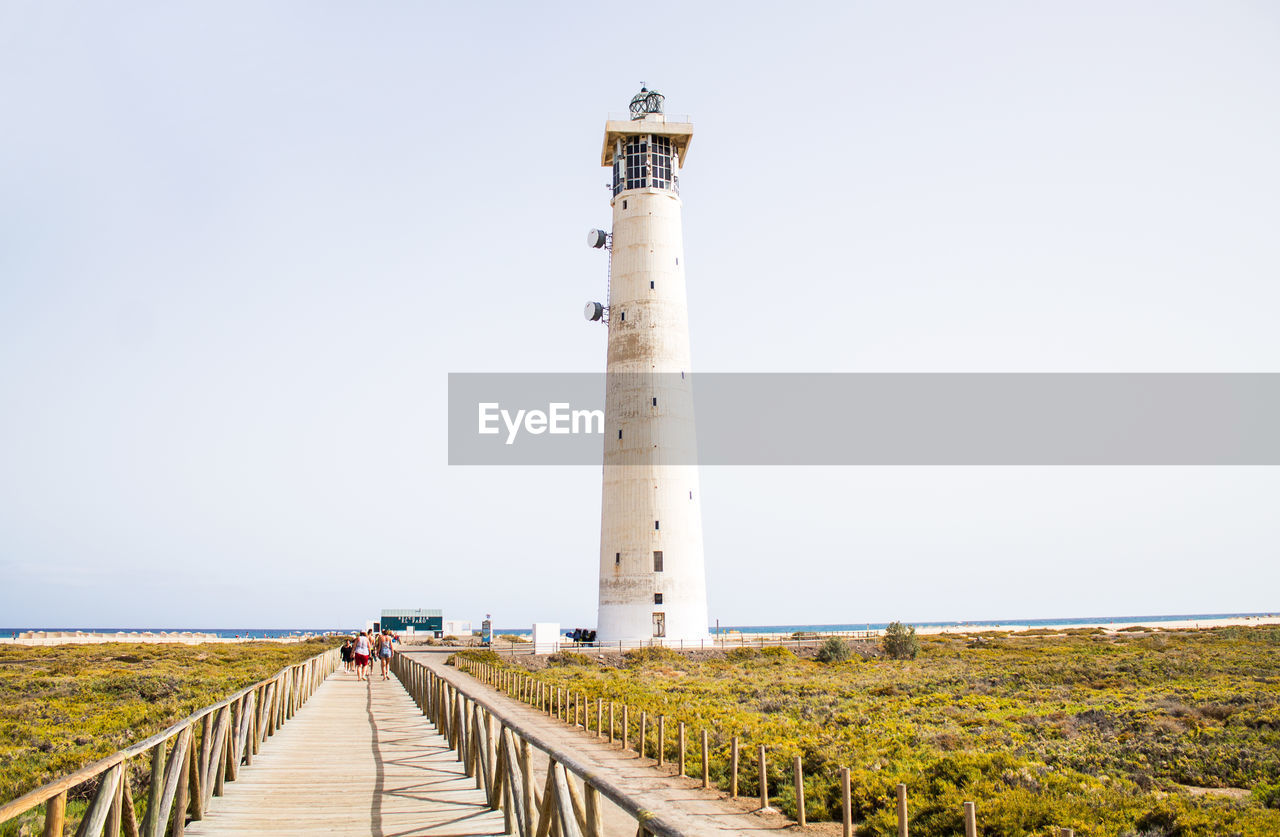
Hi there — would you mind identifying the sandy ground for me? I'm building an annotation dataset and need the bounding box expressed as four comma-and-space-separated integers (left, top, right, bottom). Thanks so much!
0, 632, 324, 646
914, 614, 1280, 635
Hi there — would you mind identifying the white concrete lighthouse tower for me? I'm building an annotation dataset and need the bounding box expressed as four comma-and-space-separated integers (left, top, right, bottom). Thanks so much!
586, 88, 708, 645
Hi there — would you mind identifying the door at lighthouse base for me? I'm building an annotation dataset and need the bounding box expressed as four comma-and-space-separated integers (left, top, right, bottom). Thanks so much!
652, 612, 666, 638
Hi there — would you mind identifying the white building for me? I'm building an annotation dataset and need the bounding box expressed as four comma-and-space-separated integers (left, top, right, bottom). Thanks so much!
590, 88, 709, 644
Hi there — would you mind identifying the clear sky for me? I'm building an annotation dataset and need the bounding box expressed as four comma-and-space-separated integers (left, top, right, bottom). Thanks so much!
2, 2, 1277, 630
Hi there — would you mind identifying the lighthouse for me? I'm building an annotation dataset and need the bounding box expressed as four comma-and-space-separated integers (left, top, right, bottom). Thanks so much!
585, 88, 709, 645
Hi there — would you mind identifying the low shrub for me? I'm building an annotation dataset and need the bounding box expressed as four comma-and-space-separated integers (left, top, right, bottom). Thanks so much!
1255, 780, 1280, 809
622, 646, 684, 667
882, 622, 920, 660
456, 649, 502, 666
815, 637, 853, 664
547, 651, 592, 667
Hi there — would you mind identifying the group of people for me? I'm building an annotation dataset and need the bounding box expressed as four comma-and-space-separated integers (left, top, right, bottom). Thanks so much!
340, 629, 395, 681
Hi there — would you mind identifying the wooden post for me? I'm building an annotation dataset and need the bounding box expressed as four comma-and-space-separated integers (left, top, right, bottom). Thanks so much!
125, 769, 144, 837
520, 740, 533, 837
42, 790, 66, 837
793, 755, 805, 826
622, 705, 630, 751
472, 713, 483, 790
173, 739, 191, 837
501, 749, 514, 834
639, 712, 647, 759
188, 728, 204, 822
758, 745, 768, 810
678, 722, 686, 776
701, 729, 709, 788
585, 783, 601, 837
609, 702, 615, 743
199, 712, 211, 784
596, 699, 603, 738
1058, 830, 1074, 837
963, 801, 977, 837
216, 717, 230, 794
896, 783, 908, 837
657, 716, 665, 766
841, 768, 852, 837
149, 740, 166, 831
487, 713, 497, 800
730, 737, 739, 797
534, 761, 555, 837
106, 768, 124, 837
249, 687, 261, 757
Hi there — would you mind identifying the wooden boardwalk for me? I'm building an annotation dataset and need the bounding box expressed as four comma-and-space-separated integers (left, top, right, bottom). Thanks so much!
184, 668, 505, 837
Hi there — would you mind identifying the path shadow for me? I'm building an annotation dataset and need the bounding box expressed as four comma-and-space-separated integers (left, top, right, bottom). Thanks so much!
368, 678, 385, 837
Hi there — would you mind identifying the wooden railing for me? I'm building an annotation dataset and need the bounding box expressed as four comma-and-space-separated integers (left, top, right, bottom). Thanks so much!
452, 656, 1085, 837
392, 653, 686, 837
0, 648, 339, 837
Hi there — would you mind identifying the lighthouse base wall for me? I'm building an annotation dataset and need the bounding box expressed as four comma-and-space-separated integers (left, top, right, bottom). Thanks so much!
597, 598, 709, 646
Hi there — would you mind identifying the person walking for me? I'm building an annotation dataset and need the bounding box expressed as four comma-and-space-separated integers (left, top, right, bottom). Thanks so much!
353, 631, 372, 681
340, 638, 354, 673
377, 628, 394, 680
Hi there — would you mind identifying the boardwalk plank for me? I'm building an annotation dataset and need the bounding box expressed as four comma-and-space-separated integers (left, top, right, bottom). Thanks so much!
184, 669, 505, 837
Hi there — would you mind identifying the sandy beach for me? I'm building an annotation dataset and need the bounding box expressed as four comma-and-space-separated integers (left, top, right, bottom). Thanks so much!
915, 613, 1280, 635
0, 630, 327, 646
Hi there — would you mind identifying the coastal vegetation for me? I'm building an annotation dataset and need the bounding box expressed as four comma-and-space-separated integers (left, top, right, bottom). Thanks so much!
461, 626, 1280, 836
0, 639, 333, 812
881, 621, 920, 660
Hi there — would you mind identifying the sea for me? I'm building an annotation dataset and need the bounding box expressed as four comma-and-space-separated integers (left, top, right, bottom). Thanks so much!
5, 612, 1275, 640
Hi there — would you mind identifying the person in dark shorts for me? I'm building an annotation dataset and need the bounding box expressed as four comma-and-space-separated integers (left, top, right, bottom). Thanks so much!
340, 638, 354, 672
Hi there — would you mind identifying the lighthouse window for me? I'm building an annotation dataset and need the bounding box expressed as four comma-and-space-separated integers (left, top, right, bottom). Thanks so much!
652, 397, 657, 406
651, 135, 672, 188
615, 552, 620, 564
625, 137, 648, 190
653, 551, 663, 571
618, 429, 623, 439
655, 520, 660, 530
650, 281, 655, 289
654, 593, 664, 605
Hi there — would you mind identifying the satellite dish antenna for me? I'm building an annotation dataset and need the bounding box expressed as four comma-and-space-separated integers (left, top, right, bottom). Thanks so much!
587, 229, 608, 249
584, 301, 604, 322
